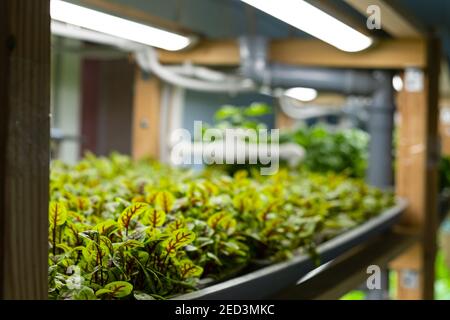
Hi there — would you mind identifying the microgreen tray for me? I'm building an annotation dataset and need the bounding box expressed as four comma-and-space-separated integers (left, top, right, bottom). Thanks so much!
175, 198, 408, 299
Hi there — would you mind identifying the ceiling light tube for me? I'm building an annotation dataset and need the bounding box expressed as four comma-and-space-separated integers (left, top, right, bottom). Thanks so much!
50, 0, 192, 51
241, 0, 373, 52
284, 87, 318, 102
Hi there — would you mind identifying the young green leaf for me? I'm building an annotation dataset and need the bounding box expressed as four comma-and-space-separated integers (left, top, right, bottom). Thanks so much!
49, 201, 68, 228
143, 208, 166, 227
96, 281, 133, 298
94, 220, 118, 235
95, 288, 113, 297
179, 259, 203, 279
161, 228, 196, 256
68, 210, 86, 223
118, 202, 149, 231
243, 102, 271, 117
116, 239, 144, 250
207, 212, 227, 229
214, 105, 240, 121
220, 216, 237, 235
145, 190, 158, 205
145, 226, 162, 241
74, 287, 97, 300
56, 243, 72, 253
232, 194, 253, 213
70, 196, 91, 211
166, 217, 186, 232
154, 191, 175, 212
134, 291, 156, 300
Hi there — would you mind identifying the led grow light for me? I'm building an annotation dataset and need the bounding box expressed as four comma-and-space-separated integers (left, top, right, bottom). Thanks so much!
241, 0, 373, 52
50, 0, 192, 51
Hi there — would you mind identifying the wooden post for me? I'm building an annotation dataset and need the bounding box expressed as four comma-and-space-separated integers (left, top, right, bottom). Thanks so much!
439, 98, 450, 155
391, 38, 441, 300
0, 0, 50, 299
132, 70, 161, 160
275, 107, 295, 130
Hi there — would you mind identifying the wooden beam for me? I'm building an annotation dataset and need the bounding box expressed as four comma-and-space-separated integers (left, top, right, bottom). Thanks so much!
158, 40, 240, 66
343, 0, 423, 38
0, 0, 50, 299
79, 0, 193, 35
271, 38, 426, 69
438, 99, 450, 155
132, 70, 161, 160
391, 38, 441, 299
273, 232, 418, 299
158, 38, 427, 69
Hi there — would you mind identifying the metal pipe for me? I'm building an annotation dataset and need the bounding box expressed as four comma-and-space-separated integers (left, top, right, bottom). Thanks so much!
159, 83, 172, 163
269, 65, 376, 95
239, 36, 376, 95
365, 71, 396, 300
239, 37, 396, 190
367, 71, 395, 189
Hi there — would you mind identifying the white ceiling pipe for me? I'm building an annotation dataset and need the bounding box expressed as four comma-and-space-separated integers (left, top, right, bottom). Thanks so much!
52, 20, 259, 94
278, 95, 342, 120
135, 47, 257, 93
164, 64, 229, 82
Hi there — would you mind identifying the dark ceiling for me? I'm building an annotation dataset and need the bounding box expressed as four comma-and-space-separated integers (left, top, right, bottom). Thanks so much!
396, 0, 450, 63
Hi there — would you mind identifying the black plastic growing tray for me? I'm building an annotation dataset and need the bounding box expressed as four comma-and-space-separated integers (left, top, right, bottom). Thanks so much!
174, 198, 408, 300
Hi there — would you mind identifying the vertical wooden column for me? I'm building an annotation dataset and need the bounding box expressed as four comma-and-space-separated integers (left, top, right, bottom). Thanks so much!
439, 62, 450, 154
391, 38, 441, 299
276, 108, 295, 129
0, 0, 50, 299
275, 97, 295, 130
132, 69, 161, 160
438, 98, 450, 155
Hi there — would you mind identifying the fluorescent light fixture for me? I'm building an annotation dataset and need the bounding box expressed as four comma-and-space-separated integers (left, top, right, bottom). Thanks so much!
284, 87, 318, 102
241, 0, 373, 52
50, 0, 191, 51
51, 21, 141, 50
